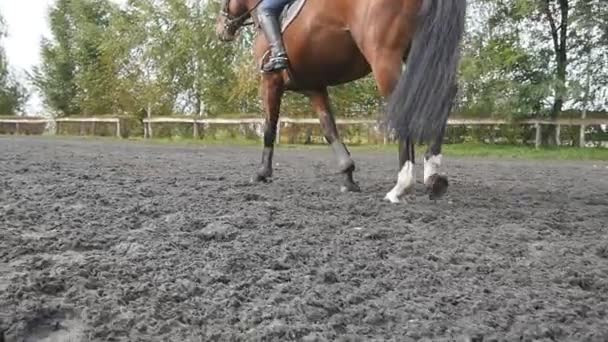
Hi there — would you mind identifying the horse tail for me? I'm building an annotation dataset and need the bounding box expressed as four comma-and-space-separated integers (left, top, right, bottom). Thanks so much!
385, 0, 467, 143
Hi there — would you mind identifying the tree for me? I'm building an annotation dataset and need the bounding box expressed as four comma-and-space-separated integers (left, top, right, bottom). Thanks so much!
32, 0, 129, 116
567, 0, 608, 112
122, 0, 243, 116
0, 14, 28, 115
30, 0, 606, 131
455, 0, 607, 144
31, 0, 79, 116
542, 0, 569, 120
457, 0, 551, 119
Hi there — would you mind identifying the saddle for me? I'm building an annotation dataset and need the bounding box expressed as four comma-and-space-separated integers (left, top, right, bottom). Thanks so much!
279, 0, 307, 33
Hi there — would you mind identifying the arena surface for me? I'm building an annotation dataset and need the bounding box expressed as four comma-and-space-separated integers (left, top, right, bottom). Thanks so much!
1, 136, 608, 342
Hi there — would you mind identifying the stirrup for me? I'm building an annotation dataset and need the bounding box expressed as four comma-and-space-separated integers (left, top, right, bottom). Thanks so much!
262, 54, 289, 73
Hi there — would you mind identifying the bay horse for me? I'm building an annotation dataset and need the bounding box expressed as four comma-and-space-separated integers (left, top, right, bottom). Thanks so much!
217, 0, 466, 203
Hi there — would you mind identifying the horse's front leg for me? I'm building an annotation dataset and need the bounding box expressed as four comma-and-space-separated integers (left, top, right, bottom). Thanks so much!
256, 75, 284, 182
307, 89, 360, 192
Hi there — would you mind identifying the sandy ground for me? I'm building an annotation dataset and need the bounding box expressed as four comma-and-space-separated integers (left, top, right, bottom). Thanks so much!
1, 136, 608, 342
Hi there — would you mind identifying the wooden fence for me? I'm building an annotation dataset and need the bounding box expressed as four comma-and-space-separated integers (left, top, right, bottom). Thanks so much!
0, 118, 48, 135
1, 116, 607, 148
0, 117, 125, 138
54, 117, 124, 138
142, 116, 608, 148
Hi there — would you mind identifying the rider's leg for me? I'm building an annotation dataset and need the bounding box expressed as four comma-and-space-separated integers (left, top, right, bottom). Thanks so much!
258, 0, 292, 72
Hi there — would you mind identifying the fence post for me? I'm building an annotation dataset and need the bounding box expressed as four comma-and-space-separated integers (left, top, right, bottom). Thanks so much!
116, 119, 121, 138
535, 122, 541, 149
555, 124, 561, 146
147, 103, 153, 139
276, 117, 281, 145
193, 120, 199, 139
15, 122, 20, 135
580, 109, 587, 148
383, 125, 388, 145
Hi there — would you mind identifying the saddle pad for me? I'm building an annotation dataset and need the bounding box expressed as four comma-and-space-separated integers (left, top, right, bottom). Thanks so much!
279, 0, 307, 32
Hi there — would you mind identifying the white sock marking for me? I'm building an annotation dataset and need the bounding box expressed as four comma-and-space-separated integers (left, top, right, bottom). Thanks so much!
424, 154, 442, 185
384, 161, 415, 203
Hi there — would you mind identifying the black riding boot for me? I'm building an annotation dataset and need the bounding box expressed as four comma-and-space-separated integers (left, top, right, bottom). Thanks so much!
258, 12, 289, 72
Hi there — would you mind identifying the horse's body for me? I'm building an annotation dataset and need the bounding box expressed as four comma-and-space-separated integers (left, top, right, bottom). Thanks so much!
254, 0, 420, 91
218, 0, 466, 202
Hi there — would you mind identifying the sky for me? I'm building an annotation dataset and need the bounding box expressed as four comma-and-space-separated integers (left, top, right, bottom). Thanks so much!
0, 0, 125, 113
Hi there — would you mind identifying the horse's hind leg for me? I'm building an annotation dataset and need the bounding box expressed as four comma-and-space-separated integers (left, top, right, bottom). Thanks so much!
256, 75, 284, 182
308, 89, 360, 192
424, 123, 448, 199
366, 54, 416, 202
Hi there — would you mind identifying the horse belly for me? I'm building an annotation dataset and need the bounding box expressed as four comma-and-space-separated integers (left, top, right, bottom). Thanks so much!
285, 20, 371, 90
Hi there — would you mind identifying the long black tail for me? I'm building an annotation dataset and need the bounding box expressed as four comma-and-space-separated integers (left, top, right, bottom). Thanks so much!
386, 0, 467, 143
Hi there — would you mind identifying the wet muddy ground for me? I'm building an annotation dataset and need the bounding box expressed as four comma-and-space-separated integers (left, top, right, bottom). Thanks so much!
1, 136, 608, 342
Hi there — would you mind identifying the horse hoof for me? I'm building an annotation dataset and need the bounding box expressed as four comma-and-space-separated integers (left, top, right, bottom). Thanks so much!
341, 181, 361, 193
384, 191, 415, 204
254, 175, 269, 183
426, 174, 448, 200
255, 167, 272, 182
384, 193, 400, 204
254, 174, 272, 183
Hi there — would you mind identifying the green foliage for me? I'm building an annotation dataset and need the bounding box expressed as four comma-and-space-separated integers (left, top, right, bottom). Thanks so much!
459, 32, 552, 119
32, 0, 121, 116
28, 0, 607, 129
442, 142, 608, 161
0, 67, 28, 115
0, 14, 28, 115
123, 0, 237, 116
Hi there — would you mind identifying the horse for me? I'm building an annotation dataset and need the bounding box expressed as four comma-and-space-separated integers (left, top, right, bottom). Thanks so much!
216, 0, 466, 203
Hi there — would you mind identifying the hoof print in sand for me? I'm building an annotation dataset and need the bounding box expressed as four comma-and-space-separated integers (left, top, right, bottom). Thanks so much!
4, 138, 608, 341
20, 309, 84, 342
197, 222, 238, 241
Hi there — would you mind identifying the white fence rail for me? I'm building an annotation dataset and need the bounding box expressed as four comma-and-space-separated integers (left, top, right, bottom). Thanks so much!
142, 117, 608, 148
1, 116, 606, 148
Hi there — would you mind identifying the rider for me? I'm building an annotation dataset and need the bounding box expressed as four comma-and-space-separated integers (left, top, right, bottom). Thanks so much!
258, 0, 293, 72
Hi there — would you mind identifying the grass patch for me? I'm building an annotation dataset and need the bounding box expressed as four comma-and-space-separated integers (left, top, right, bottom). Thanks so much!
132, 136, 608, 161
442, 143, 608, 161
127, 135, 262, 147
7, 134, 606, 161
350, 142, 608, 161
